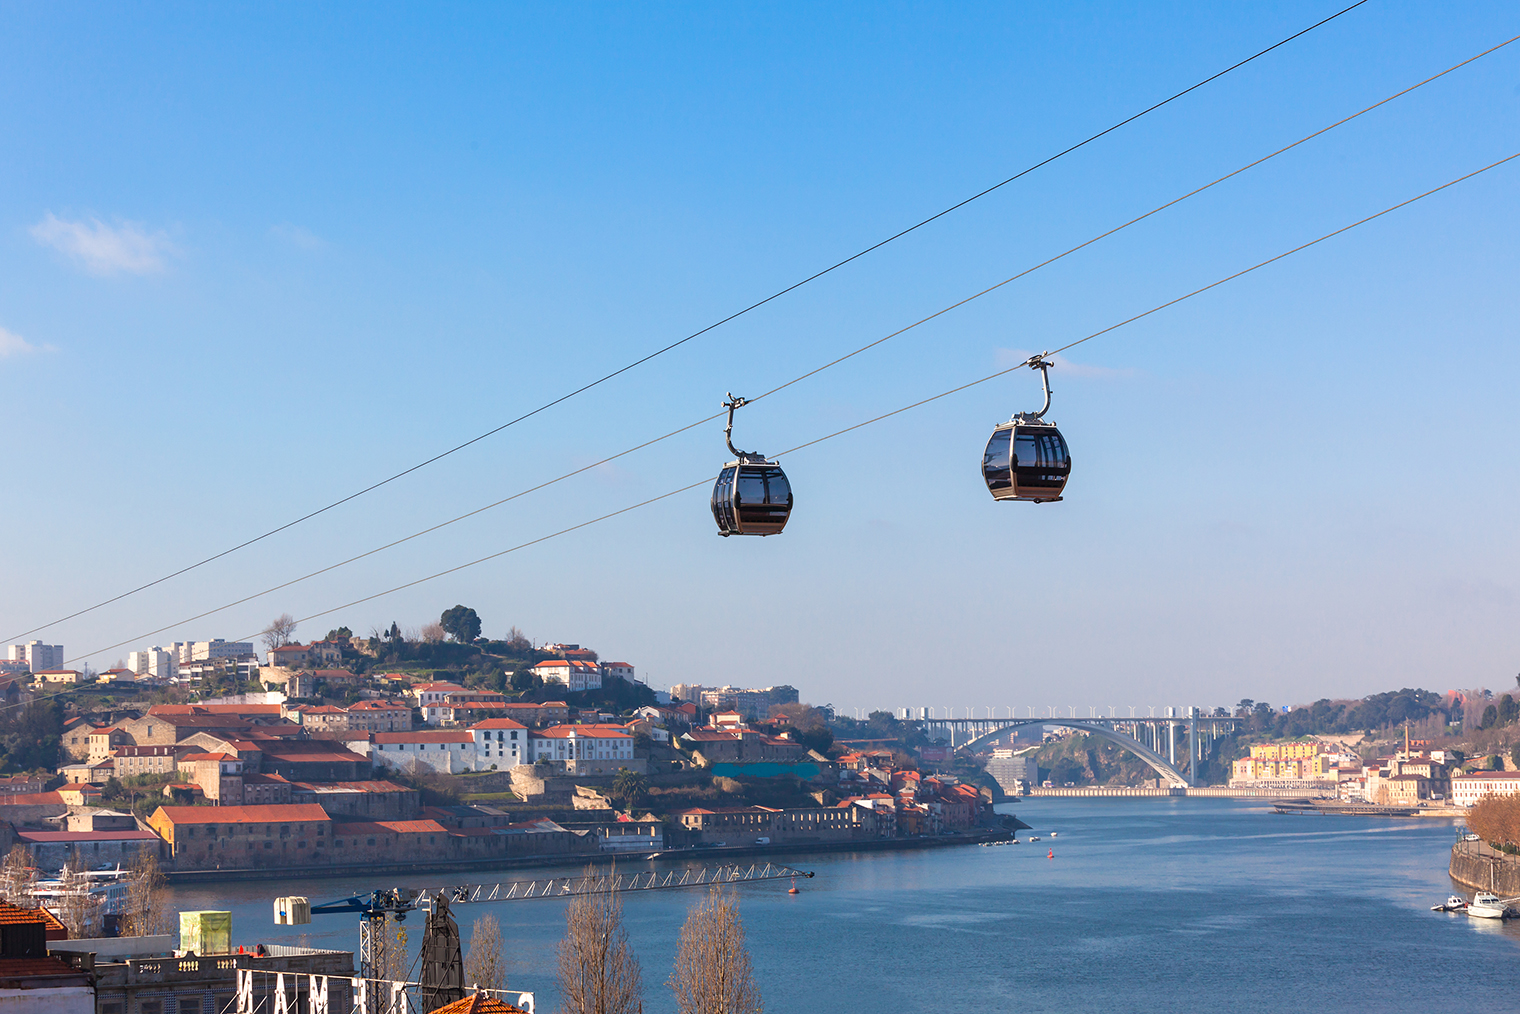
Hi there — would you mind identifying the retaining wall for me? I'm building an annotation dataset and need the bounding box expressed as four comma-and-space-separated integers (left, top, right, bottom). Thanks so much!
1449, 841, 1520, 895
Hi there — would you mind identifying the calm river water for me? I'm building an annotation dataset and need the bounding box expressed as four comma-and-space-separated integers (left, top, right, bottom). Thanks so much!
163, 798, 1518, 1013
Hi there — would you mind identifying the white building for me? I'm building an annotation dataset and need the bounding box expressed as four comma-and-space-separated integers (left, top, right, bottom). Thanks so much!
410, 681, 467, 709
127, 647, 179, 681
531, 659, 602, 692
1451, 771, 1520, 808
600, 662, 635, 682
6, 641, 63, 672
527, 725, 638, 774
366, 729, 476, 774
469, 718, 527, 769
364, 720, 640, 775
169, 639, 256, 663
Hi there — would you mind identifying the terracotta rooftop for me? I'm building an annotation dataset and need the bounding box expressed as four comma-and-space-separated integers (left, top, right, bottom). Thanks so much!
374, 730, 473, 744
431, 993, 528, 1014
152, 804, 329, 824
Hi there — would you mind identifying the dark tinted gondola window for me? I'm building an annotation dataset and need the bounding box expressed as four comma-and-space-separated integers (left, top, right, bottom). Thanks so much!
736, 470, 767, 504
982, 429, 1012, 489
764, 469, 791, 504
1014, 430, 1069, 470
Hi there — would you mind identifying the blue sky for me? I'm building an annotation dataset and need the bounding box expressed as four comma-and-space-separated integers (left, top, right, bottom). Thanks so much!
1, 2, 1516, 714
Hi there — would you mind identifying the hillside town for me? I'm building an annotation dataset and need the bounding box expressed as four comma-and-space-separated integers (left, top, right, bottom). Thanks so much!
0, 623, 1011, 882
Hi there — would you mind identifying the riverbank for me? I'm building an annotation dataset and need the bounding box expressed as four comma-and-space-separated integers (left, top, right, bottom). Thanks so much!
162, 828, 1012, 883
1449, 839, 1520, 895
1021, 786, 1332, 799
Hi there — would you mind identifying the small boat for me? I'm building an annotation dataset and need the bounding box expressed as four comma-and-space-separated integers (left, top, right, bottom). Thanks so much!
1468, 892, 1508, 919
1049, 832, 1058, 837
1431, 895, 1468, 912
1029, 836, 1040, 842
1009, 838, 1020, 844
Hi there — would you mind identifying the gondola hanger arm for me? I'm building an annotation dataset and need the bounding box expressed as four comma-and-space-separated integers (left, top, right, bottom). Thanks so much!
722, 393, 762, 460
1016, 353, 1054, 421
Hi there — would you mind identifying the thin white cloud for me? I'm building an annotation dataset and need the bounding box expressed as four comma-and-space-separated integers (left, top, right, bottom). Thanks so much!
995, 348, 1137, 379
30, 213, 175, 275
269, 223, 327, 251
0, 325, 51, 359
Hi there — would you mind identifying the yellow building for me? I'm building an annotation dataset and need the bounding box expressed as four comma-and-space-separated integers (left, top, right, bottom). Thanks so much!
1231, 741, 1333, 785
1249, 740, 1324, 762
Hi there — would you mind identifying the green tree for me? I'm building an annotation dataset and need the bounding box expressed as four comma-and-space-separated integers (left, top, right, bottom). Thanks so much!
1498, 694, 1519, 727
1481, 704, 1499, 730
611, 768, 647, 810
510, 669, 536, 692
439, 605, 482, 643
1510, 743, 1520, 769
0, 700, 63, 772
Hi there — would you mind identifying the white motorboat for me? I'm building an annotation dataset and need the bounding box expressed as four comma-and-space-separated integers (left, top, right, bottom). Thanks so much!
1028, 836, 1040, 842
1468, 892, 1508, 919
1431, 894, 1468, 912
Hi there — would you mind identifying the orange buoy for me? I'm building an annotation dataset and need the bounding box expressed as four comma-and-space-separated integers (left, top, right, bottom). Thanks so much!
1047, 849, 1054, 859
788, 886, 799, 894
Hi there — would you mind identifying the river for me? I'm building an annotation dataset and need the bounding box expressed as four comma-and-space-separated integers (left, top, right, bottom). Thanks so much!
162, 798, 1519, 1013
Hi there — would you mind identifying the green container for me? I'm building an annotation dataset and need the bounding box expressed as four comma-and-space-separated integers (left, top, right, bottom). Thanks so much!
179, 910, 231, 955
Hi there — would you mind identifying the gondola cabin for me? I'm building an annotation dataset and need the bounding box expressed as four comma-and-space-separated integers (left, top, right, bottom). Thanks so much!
981, 421, 1070, 502
711, 461, 793, 536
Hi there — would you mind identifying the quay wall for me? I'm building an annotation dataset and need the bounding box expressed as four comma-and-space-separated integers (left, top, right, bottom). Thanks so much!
1449, 840, 1520, 895
1024, 786, 1329, 799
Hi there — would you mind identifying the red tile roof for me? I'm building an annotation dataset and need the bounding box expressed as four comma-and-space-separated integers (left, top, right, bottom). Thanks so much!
150, 704, 283, 715
0, 792, 65, 805
430, 992, 528, 1014
331, 819, 449, 835
372, 730, 473, 744
0, 903, 52, 926
179, 752, 239, 762
17, 830, 159, 842
469, 718, 527, 730
152, 804, 329, 824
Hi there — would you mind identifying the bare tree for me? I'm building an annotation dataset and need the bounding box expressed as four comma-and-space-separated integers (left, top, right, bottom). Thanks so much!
55, 853, 101, 939
668, 886, 761, 1014
464, 913, 507, 993
420, 622, 447, 644
1, 844, 36, 907
122, 848, 169, 936
557, 868, 643, 1014
376, 917, 411, 984
262, 613, 298, 650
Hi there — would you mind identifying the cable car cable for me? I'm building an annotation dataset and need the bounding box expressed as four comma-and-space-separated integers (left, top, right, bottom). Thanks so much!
39, 147, 1515, 684
28, 41, 1518, 654
0, 1, 1372, 644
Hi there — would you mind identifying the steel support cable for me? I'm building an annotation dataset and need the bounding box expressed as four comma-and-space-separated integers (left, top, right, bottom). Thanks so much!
1, 1, 1371, 644
14, 33, 1507, 659
40, 148, 1515, 687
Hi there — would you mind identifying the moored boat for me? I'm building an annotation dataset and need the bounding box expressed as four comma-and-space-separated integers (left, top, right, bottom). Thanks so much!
1468, 892, 1508, 919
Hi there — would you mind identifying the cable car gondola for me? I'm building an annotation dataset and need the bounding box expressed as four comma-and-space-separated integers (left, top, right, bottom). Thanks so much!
982, 354, 1070, 503
711, 393, 793, 536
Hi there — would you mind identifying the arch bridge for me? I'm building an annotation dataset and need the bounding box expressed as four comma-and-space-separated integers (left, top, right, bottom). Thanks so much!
917, 714, 1241, 788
